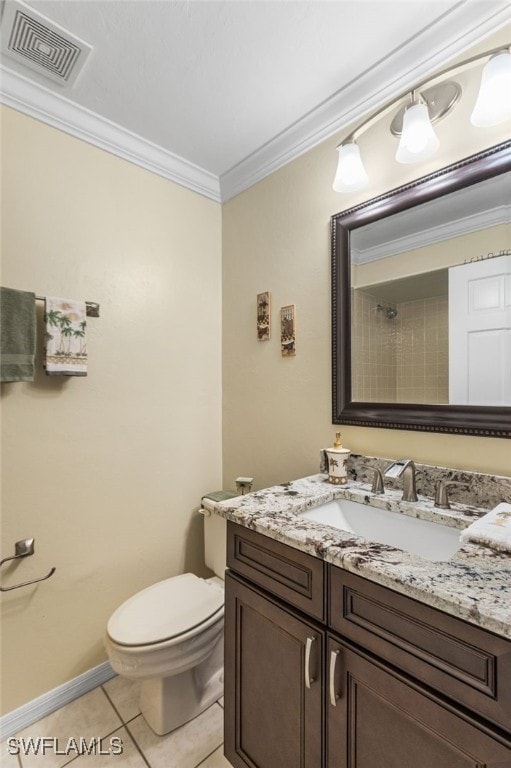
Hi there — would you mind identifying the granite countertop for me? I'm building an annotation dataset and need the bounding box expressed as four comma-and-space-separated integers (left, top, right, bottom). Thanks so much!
203, 474, 511, 640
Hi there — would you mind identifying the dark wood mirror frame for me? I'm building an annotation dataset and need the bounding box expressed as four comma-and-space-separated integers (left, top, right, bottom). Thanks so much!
331, 140, 511, 439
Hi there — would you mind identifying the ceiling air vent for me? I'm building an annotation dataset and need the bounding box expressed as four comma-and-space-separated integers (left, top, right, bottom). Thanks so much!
0, 0, 92, 87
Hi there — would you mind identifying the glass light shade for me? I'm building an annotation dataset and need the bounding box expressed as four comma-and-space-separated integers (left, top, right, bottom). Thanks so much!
332, 142, 369, 193
395, 102, 439, 164
470, 51, 511, 127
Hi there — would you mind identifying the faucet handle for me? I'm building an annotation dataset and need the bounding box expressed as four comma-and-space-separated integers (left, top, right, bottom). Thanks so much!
360, 464, 385, 495
434, 480, 470, 510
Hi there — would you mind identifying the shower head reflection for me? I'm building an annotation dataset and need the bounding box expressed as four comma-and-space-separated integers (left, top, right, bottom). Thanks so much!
377, 304, 398, 319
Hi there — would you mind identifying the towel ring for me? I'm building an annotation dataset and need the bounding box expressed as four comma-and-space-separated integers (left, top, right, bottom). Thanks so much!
0, 538, 56, 592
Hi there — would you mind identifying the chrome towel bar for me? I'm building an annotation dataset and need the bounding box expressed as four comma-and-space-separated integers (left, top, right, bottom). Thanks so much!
0, 538, 56, 592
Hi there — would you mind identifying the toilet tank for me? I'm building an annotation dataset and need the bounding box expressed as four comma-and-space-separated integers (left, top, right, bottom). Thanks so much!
204, 513, 227, 578
202, 490, 238, 578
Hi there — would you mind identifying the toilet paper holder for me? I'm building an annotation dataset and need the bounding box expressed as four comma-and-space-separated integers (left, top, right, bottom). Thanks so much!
0, 538, 56, 592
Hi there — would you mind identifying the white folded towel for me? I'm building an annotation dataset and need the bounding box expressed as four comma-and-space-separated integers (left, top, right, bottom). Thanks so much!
44, 297, 87, 376
460, 502, 511, 554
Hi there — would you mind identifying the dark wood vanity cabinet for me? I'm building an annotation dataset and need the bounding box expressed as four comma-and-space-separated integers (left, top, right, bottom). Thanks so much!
224, 522, 511, 767
225, 572, 323, 768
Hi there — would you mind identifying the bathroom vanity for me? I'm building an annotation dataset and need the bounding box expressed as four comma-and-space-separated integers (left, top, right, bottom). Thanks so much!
203, 467, 511, 767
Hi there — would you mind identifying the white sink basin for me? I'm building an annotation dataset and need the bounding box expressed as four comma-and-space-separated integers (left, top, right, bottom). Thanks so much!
299, 498, 462, 562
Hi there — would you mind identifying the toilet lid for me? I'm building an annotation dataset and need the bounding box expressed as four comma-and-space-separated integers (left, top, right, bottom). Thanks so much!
107, 573, 224, 646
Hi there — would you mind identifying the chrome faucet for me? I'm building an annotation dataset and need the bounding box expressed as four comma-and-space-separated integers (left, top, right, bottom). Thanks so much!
384, 459, 418, 502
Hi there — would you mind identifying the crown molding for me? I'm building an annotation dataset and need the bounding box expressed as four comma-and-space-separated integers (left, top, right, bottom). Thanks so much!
351, 204, 510, 264
0, 67, 221, 202
220, 2, 511, 202
1, 2, 510, 204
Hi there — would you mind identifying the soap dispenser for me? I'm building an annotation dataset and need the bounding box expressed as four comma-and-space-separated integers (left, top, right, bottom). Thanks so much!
324, 432, 351, 485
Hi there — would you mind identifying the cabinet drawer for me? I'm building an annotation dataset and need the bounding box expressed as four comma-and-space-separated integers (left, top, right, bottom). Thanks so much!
329, 566, 511, 734
227, 522, 325, 621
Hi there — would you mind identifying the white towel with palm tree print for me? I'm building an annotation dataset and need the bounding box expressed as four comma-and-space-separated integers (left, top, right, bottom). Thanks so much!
44, 297, 87, 376
460, 502, 511, 554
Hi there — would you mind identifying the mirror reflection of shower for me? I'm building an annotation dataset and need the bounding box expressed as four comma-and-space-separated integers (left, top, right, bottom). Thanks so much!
377, 304, 398, 319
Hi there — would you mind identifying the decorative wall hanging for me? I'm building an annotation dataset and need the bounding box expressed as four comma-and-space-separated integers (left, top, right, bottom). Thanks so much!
280, 304, 296, 356
257, 291, 271, 341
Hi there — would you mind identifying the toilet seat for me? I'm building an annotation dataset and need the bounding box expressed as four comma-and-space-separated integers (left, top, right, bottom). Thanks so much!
107, 573, 224, 647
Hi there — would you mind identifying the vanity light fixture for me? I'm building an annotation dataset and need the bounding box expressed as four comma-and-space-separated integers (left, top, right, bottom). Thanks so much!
471, 50, 511, 127
332, 141, 369, 193
332, 45, 511, 193
395, 92, 441, 164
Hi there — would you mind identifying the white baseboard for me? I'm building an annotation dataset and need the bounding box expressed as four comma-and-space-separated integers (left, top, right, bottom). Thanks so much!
0, 662, 116, 741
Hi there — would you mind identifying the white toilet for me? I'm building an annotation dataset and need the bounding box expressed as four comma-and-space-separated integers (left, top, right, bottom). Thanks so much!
105, 512, 226, 735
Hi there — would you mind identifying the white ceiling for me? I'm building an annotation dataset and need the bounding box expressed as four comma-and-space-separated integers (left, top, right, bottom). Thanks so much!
1, 0, 510, 201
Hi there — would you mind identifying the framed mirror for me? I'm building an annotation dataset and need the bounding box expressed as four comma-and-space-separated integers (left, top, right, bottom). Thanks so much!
331, 140, 511, 438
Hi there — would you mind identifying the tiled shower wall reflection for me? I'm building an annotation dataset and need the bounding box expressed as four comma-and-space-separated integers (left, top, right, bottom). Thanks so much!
396, 295, 448, 403
352, 290, 448, 403
352, 290, 397, 401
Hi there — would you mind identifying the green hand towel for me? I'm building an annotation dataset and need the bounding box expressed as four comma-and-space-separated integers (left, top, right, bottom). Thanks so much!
0, 287, 36, 382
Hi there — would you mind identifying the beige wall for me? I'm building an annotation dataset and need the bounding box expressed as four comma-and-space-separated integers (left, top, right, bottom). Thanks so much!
222, 29, 511, 492
0, 107, 222, 714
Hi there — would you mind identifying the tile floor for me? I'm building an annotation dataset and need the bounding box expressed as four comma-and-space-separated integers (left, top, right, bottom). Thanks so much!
2, 678, 231, 768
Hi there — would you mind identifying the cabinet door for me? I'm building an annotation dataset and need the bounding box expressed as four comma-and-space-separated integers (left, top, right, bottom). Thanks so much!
327, 637, 511, 768
225, 572, 323, 768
